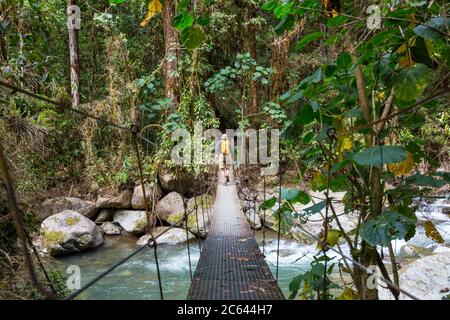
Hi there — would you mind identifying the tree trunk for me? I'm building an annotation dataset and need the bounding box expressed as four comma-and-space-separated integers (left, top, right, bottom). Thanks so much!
68, 0, 80, 109
269, 20, 304, 101
0, 28, 7, 63
163, 0, 179, 110
351, 50, 382, 300
246, 6, 258, 124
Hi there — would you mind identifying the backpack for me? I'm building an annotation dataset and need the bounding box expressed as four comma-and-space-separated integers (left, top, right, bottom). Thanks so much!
221, 140, 230, 156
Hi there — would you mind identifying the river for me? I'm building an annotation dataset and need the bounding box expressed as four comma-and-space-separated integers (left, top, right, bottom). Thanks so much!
52, 195, 449, 300
52, 230, 312, 300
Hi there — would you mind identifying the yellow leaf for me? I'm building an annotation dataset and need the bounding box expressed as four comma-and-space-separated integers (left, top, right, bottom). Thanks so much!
336, 135, 353, 159
140, 0, 163, 27
336, 287, 359, 300
317, 229, 341, 250
300, 282, 311, 300
387, 151, 414, 176
424, 220, 444, 244
310, 171, 325, 191
377, 90, 385, 101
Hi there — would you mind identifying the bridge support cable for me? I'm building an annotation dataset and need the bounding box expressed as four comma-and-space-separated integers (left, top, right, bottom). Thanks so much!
262, 175, 266, 256
275, 173, 282, 283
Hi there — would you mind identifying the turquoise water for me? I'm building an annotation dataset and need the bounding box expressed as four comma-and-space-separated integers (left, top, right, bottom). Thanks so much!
52, 231, 311, 300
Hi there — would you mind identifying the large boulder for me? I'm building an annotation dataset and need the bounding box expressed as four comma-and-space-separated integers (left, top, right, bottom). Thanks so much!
100, 222, 122, 235
136, 227, 195, 246
245, 209, 262, 230
39, 197, 96, 220
94, 209, 113, 223
131, 183, 162, 210
155, 192, 184, 221
379, 252, 450, 300
113, 210, 147, 235
96, 189, 133, 210
158, 166, 193, 194
163, 194, 213, 237
40, 210, 103, 256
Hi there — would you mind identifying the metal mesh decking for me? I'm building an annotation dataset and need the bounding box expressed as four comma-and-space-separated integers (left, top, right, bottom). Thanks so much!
187, 172, 285, 300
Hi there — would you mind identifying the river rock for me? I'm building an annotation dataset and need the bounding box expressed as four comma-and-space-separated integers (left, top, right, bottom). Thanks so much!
378, 252, 450, 300
95, 209, 113, 223
155, 192, 184, 221
241, 200, 254, 212
40, 210, 103, 256
39, 197, 96, 220
162, 195, 213, 237
136, 227, 195, 246
113, 210, 147, 235
96, 189, 133, 210
101, 222, 122, 235
158, 166, 193, 194
245, 209, 262, 230
131, 183, 161, 210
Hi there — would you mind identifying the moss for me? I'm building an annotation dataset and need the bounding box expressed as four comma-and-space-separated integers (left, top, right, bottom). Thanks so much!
43, 230, 67, 244
134, 218, 147, 231
165, 212, 184, 226
65, 216, 80, 226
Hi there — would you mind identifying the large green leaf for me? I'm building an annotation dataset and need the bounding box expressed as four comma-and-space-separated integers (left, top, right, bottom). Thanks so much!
352, 146, 407, 168
414, 17, 449, 40
295, 104, 315, 125
295, 32, 324, 51
180, 26, 204, 50
405, 174, 447, 188
302, 200, 326, 216
173, 13, 194, 31
281, 188, 311, 205
360, 211, 416, 246
395, 64, 431, 101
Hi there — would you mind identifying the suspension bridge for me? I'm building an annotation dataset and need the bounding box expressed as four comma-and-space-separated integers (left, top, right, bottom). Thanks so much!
187, 171, 284, 300
0, 80, 421, 300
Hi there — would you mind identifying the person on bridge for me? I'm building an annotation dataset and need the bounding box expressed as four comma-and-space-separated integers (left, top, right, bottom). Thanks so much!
215, 133, 233, 185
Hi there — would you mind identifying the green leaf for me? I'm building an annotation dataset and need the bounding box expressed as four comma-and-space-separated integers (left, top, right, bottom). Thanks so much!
352, 146, 407, 168
395, 64, 431, 101
259, 197, 277, 210
336, 52, 352, 69
274, 14, 295, 34
302, 200, 326, 216
178, 0, 191, 11
173, 13, 194, 30
360, 211, 416, 246
262, 0, 280, 12
295, 104, 315, 125
405, 174, 447, 188
402, 112, 426, 129
180, 26, 204, 50
196, 15, 211, 26
414, 17, 449, 40
109, 0, 127, 4
295, 32, 324, 51
326, 15, 348, 28
281, 188, 311, 205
